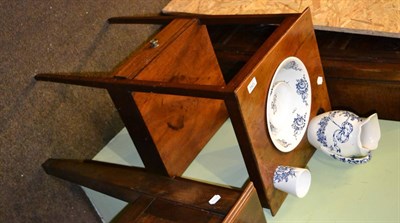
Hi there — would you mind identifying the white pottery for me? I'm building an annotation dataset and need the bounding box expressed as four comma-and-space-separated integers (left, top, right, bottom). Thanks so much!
266, 57, 312, 152
273, 165, 311, 198
307, 110, 381, 164
268, 81, 296, 135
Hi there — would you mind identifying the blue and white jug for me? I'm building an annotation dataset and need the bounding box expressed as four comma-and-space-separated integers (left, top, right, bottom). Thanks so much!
307, 110, 381, 164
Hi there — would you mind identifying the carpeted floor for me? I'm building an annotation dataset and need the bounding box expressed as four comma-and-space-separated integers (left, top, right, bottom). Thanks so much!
0, 1, 170, 222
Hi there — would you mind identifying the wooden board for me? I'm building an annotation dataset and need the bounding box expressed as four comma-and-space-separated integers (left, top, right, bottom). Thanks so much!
162, 0, 400, 38
126, 19, 228, 176
42, 159, 266, 223
315, 31, 400, 121
223, 9, 331, 215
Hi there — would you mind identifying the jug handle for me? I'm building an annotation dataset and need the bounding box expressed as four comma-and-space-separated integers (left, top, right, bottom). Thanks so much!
318, 146, 371, 165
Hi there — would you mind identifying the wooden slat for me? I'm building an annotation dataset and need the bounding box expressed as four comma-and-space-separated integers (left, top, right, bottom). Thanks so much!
108, 88, 169, 175
34, 73, 230, 99
223, 182, 266, 223
111, 196, 154, 223
137, 199, 225, 223
42, 159, 242, 214
43, 159, 267, 222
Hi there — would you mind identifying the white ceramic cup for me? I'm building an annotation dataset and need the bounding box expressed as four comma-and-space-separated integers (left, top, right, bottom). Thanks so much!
273, 165, 311, 198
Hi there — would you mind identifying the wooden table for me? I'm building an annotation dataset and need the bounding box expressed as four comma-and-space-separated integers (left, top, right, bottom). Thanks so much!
36, 9, 332, 215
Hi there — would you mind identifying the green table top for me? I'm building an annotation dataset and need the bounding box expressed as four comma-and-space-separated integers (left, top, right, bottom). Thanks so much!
84, 119, 400, 222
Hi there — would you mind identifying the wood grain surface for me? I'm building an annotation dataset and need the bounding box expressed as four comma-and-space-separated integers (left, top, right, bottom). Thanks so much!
163, 0, 400, 38
42, 159, 266, 223
130, 19, 228, 176
223, 8, 331, 215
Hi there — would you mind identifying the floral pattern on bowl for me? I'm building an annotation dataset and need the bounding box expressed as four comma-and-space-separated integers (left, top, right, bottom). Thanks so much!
266, 57, 312, 152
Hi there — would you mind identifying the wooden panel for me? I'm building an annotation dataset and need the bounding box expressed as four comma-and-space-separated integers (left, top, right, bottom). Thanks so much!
162, 0, 400, 38
112, 196, 155, 223
323, 59, 400, 121
208, 24, 278, 83
226, 9, 330, 215
113, 198, 225, 223
113, 19, 194, 79
108, 89, 168, 175
223, 183, 266, 223
131, 19, 228, 176
114, 183, 266, 223
316, 31, 400, 120
206, 26, 400, 121
134, 199, 224, 223
324, 66, 400, 120
43, 159, 266, 223
42, 159, 241, 214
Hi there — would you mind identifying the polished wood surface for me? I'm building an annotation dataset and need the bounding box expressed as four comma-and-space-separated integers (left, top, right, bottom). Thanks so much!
42, 159, 266, 223
112, 19, 193, 79
316, 31, 400, 121
220, 9, 331, 215
223, 182, 266, 223
36, 9, 330, 216
36, 18, 229, 177
206, 25, 400, 121
128, 19, 227, 176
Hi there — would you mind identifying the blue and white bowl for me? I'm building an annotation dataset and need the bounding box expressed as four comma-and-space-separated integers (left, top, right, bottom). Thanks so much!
266, 57, 312, 152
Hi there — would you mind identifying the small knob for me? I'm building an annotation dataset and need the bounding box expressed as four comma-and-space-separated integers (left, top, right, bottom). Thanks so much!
149, 39, 159, 48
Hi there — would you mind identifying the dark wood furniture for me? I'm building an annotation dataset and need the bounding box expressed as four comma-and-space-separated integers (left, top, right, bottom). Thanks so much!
316, 31, 400, 121
38, 17, 229, 178
43, 159, 266, 223
36, 8, 331, 215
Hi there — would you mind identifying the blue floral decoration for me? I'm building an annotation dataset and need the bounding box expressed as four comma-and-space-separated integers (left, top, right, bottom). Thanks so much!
329, 152, 372, 164
271, 93, 278, 115
295, 75, 309, 106
315, 111, 366, 162
277, 138, 291, 148
292, 113, 306, 138
273, 166, 296, 183
283, 61, 302, 72
316, 116, 330, 148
